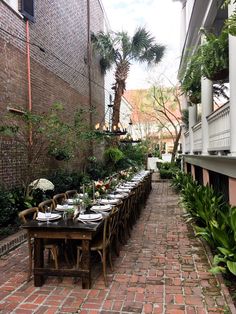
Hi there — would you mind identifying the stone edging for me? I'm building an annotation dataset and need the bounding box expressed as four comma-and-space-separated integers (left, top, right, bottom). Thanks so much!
0, 229, 27, 257
198, 236, 236, 314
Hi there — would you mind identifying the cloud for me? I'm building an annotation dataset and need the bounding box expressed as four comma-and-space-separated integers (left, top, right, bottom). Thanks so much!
102, 0, 182, 88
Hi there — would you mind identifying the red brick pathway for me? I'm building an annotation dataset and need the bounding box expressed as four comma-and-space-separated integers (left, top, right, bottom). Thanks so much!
0, 180, 234, 313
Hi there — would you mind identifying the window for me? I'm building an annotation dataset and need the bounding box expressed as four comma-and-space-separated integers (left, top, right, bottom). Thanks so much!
4, 0, 19, 12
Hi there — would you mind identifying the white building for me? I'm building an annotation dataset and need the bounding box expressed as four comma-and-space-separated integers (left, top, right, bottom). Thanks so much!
174, 0, 236, 205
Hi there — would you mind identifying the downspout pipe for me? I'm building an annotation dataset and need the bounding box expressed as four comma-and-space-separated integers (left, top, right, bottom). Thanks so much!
26, 19, 32, 145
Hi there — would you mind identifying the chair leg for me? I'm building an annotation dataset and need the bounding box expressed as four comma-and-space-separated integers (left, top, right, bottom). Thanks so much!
27, 240, 33, 281
102, 251, 107, 287
50, 247, 58, 269
108, 247, 113, 272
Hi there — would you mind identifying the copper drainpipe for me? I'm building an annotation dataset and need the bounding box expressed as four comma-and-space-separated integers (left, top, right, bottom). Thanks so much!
26, 19, 33, 145
87, 0, 93, 155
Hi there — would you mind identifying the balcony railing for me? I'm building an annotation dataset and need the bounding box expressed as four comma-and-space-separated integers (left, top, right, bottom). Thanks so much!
192, 122, 202, 152
183, 102, 230, 154
184, 131, 190, 153
207, 103, 230, 152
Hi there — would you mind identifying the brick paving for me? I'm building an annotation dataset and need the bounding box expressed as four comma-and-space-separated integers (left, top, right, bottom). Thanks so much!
0, 179, 235, 314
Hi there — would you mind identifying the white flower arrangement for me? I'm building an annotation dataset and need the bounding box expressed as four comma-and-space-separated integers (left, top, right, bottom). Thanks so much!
29, 178, 54, 192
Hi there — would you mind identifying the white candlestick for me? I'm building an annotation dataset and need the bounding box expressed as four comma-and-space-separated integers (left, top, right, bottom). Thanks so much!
93, 182, 95, 200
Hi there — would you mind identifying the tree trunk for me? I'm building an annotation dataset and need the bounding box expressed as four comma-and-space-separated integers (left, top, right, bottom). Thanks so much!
171, 127, 182, 163
112, 82, 124, 128
111, 61, 130, 129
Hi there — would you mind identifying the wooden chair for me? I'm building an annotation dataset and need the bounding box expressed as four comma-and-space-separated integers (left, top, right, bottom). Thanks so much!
76, 208, 119, 286
38, 199, 55, 212
53, 193, 66, 207
65, 190, 78, 199
18, 207, 59, 281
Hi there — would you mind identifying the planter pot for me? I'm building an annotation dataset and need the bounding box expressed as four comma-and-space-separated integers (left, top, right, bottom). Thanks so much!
207, 68, 229, 81
189, 95, 201, 104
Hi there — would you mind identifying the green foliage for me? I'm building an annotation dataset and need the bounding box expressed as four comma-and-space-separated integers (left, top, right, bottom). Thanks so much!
180, 52, 201, 104
47, 170, 84, 194
86, 156, 109, 180
172, 170, 236, 277
199, 29, 229, 81
104, 147, 124, 164
118, 142, 147, 169
159, 162, 179, 179
0, 186, 24, 226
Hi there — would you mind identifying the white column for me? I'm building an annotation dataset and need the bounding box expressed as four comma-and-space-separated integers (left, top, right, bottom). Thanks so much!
189, 105, 197, 154
200, 33, 213, 155
180, 2, 187, 52
229, 1, 236, 156
201, 77, 213, 155
181, 94, 188, 154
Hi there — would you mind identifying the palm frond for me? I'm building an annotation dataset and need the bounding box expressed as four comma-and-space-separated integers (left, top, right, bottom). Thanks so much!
139, 44, 165, 64
91, 31, 116, 73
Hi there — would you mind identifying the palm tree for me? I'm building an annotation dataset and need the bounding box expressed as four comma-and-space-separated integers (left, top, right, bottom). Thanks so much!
91, 27, 165, 128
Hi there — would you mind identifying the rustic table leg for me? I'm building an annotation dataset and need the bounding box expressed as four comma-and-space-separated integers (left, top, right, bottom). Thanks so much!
81, 239, 91, 289
34, 238, 44, 287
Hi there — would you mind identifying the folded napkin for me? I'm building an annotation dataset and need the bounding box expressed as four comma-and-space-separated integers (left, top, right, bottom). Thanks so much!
67, 198, 81, 204
91, 204, 111, 211
56, 204, 74, 210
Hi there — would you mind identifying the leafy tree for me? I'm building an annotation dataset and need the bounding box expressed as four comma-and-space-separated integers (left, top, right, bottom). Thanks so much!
91, 27, 165, 128
142, 86, 183, 162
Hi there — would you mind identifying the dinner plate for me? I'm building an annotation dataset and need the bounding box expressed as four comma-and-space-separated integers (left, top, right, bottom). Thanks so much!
78, 213, 102, 221
99, 199, 120, 205
91, 204, 111, 211
36, 213, 61, 221
108, 194, 124, 199
116, 188, 131, 193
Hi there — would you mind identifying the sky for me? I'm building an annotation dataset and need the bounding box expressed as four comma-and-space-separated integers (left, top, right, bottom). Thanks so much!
101, 0, 182, 89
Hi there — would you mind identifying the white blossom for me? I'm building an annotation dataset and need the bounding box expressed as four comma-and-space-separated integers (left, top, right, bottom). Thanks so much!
29, 178, 54, 191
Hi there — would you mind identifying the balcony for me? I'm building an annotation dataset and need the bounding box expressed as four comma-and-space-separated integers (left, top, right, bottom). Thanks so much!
183, 102, 231, 154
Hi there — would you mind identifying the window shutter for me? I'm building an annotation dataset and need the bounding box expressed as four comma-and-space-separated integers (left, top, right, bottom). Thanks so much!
21, 0, 35, 22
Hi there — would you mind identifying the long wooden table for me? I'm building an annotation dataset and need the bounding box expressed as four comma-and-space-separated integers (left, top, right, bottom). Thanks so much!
22, 218, 103, 288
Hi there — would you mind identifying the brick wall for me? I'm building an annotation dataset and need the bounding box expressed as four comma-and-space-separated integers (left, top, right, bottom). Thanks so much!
0, 0, 105, 187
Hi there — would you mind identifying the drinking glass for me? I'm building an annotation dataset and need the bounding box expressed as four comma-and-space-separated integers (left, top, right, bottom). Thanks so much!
45, 206, 52, 223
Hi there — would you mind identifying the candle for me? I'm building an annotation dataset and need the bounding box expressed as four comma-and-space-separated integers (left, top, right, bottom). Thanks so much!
93, 181, 95, 201
83, 184, 85, 197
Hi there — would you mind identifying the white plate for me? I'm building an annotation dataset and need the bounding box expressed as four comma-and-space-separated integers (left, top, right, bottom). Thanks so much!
108, 194, 124, 199
99, 199, 120, 205
91, 204, 111, 211
36, 213, 61, 221
78, 213, 102, 221
116, 188, 131, 193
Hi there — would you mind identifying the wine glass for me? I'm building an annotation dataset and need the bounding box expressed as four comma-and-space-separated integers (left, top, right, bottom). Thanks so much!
45, 206, 52, 223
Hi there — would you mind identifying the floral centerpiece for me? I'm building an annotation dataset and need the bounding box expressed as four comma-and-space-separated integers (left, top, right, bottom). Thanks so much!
94, 179, 111, 198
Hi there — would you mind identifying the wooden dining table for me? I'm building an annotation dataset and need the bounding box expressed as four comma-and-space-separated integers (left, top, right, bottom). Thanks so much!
22, 217, 103, 289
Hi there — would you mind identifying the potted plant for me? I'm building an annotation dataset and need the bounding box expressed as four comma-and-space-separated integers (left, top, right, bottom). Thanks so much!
48, 147, 73, 161
199, 28, 229, 81
180, 52, 201, 104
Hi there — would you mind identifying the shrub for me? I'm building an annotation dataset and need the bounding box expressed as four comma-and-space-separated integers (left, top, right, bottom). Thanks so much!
159, 162, 179, 179
47, 170, 84, 194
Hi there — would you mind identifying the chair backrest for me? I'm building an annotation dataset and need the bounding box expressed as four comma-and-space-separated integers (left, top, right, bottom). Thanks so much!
103, 207, 119, 249
65, 190, 78, 199
38, 199, 55, 212
18, 207, 38, 224
53, 193, 66, 207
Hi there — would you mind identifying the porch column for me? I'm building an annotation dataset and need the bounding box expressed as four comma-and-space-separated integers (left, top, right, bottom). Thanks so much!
201, 76, 213, 155
189, 104, 197, 154
229, 1, 236, 156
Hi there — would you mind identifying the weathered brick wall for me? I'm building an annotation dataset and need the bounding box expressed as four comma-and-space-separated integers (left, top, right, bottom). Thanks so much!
0, 0, 105, 187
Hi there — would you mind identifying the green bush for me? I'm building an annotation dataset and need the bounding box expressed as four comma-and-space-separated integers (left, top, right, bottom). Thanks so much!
47, 170, 84, 194
159, 162, 179, 179
0, 186, 21, 226
171, 170, 236, 277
